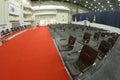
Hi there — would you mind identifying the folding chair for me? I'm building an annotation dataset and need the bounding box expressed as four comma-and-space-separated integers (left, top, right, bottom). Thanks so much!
93, 32, 101, 41
108, 37, 116, 48
58, 35, 76, 51
1, 30, 6, 36
65, 45, 98, 77
82, 32, 91, 44
97, 40, 111, 60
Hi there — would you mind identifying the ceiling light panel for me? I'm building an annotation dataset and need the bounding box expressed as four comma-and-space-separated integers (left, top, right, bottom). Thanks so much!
107, 1, 110, 3
86, 1, 88, 3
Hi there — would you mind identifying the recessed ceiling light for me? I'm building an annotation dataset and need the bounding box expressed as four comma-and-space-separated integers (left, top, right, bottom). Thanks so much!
97, 8, 100, 11
94, 0, 96, 1
110, 5, 112, 7
111, 8, 114, 10
104, 8, 106, 10
107, 1, 110, 3
102, 6, 104, 8
89, 7, 91, 9
91, 3, 93, 6
95, 6, 97, 8
98, 3, 101, 5
118, 0, 120, 1
74, 1, 77, 3
66, 0, 69, 1
86, 1, 88, 3
85, 5, 87, 7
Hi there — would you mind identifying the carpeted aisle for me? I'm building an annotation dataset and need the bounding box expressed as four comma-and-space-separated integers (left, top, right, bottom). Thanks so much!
0, 26, 70, 80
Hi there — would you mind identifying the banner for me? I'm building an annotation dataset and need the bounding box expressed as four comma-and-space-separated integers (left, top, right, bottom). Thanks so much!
9, 3, 20, 16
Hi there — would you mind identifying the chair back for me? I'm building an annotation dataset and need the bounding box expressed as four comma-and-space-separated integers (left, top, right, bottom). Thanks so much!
83, 32, 91, 43
108, 38, 116, 47
98, 40, 111, 54
79, 45, 98, 66
93, 32, 101, 40
68, 35, 76, 46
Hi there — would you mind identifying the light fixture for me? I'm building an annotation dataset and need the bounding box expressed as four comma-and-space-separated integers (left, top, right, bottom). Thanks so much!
94, 0, 96, 1
110, 5, 112, 7
107, 1, 110, 3
111, 8, 114, 10
98, 3, 101, 5
86, 1, 88, 3
85, 5, 87, 7
102, 6, 104, 8
118, 0, 120, 1
66, 0, 69, 1
89, 7, 91, 9
91, 3, 93, 6
97, 8, 100, 11
95, 6, 97, 8
74, 1, 77, 3
104, 8, 106, 10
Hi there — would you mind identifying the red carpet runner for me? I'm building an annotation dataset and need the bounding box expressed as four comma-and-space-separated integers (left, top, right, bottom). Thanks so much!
0, 26, 70, 80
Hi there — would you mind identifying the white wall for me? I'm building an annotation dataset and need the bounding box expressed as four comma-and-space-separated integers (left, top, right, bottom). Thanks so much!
0, 0, 11, 32
56, 10, 69, 24
39, 14, 56, 25
34, 9, 69, 25
0, 0, 9, 24
31, 1, 89, 22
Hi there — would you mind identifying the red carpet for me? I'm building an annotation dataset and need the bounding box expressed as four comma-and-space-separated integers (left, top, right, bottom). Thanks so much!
0, 26, 70, 80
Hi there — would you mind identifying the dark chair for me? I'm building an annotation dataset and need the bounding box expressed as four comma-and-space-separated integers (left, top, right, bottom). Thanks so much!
112, 33, 119, 41
19, 26, 22, 30
76, 45, 98, 72
73, 28, 76, 31
6, 29, 10, 34
100, 32, 110, 38
14, 27, 18, 32
65, 45, 98, 76
108, 37, 116, 48
58, 35, 76, 51
82, 32, 91, 44
17, 27, 20, 31
24, 25, 27, 28
11, 28, 15, 32
98, 40, 111, 60
1, 30, 6, 36
93, 32, 101, 41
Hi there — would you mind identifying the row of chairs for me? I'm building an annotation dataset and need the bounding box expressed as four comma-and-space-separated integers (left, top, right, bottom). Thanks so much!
0, 25, 32, 45
59, 32, 119, 57
49, 24, 107, 33
58, 31, 119, 52
50, 24, 119, 79
0, 25, 31, 37
60, 37, 118, 79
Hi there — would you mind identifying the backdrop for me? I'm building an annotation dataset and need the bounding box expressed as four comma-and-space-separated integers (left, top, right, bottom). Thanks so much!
73, 11, 120, 28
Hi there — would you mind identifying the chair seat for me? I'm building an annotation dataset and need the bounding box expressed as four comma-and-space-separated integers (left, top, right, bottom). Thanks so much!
59, 45, 73, 51
65, 61, 81, 76
76, 60, 88, 72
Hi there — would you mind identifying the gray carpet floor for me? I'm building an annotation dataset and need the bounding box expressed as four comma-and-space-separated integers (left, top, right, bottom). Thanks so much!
48, 24, 120, 80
